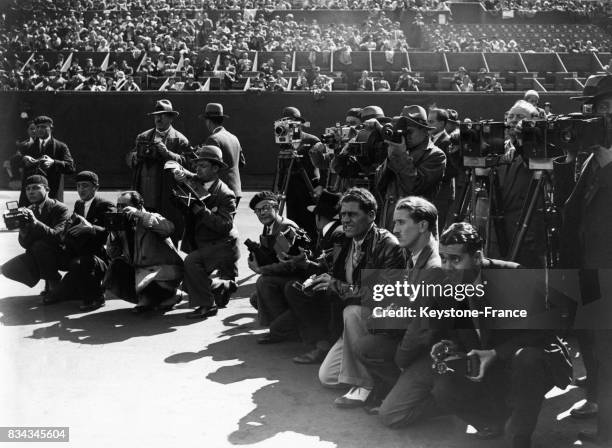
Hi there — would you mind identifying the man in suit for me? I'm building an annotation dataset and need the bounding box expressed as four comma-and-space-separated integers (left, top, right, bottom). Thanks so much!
105, 191, 183, 314
200, 103, 245, 205
44, 171, 115, 311
313, 188, 406, 408
555, 74, 612, 446
18, 116, 75, 206
355, 196, 445, 424
283, 190, 345, 363
376, 105, 446, 231
2, 175, 70, 296
173, 146, 240, 319
127, 99, 190, 243
430, 223, 569, 448
428, 108, 454, 231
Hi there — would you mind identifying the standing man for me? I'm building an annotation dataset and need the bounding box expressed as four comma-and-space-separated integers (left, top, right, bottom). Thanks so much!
2, 175, 70, 295
19, 115, 75, 206
428, 108, 454, 231
47, 171, 115, 311
174, 146, 240, 320
127, 99, 190, 242
200, 103, 245, 205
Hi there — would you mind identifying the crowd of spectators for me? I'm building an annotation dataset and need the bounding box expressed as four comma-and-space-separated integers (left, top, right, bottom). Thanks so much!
483, 0, 610, 15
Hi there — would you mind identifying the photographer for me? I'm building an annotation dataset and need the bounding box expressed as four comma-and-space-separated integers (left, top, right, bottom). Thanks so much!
126, 99, 190, 243
200, 102, 246, 205
173, 146, 240, 320
248, 191, 308, 344
498, 100, 546, 267
105, 191, 183, 314
314, 188, 406, 408
375, 105, 446, 231
278, 107, 325, 239
283, 190, 345, 363
428, 108, 455, 231
555, 74, 612, 446
330, 106, 390, 192
2, 175, 69, 295
18, 115, 75, 207
430, 223, 570, 448
45, 171, 114, 311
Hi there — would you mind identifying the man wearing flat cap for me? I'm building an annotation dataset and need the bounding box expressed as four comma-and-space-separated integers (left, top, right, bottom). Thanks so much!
278, 106, 325, 240
19, 115, 75, 207
2, 175, 70, 296
553, 74, 612, 447
200, 102, 245, 205
173, 145, 240, 319
375, 105, 446, 230
127, 99, 190, 242
47, 170, 115, 311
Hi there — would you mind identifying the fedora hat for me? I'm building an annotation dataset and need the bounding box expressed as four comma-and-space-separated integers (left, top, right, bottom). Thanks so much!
148, 99, 179, 116
307, 190, 341, 218
199, 102, 229, 120
193, 145, 228, 169
360, 105, 391, 123
400, 105, 435, 130
570, 74, 612, 103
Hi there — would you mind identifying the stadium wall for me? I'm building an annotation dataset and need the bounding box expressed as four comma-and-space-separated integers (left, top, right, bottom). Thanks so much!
0, 91, 580, 189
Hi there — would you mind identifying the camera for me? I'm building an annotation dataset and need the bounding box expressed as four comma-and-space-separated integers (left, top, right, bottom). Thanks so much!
546, 113, 609, 154
3, 201, 29, 230
382, 117, 412, 144
321, 124, 354, 147
459, 121, 506, 158
274, 119, 303, 145
244, 238, 278, 266
292, 274, 318, 297
345, 141, 367, 157
431, 339, 480, 377
274, 227, 312, 256
103, 212, 131, 231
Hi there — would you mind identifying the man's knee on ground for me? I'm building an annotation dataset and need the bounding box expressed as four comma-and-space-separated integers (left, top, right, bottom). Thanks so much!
318, 363, 340, 388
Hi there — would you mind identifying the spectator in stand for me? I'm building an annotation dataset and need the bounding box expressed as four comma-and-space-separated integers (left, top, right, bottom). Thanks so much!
357, 70, 373, 91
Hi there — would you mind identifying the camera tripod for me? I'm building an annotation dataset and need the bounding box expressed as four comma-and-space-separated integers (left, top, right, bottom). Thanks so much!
273, 148, 315, 215
454, 158, 508, 257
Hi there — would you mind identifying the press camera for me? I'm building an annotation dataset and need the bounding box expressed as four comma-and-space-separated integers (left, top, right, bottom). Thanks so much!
274, 119, 303, 145
3, 201, 29, 230
103, 211, 132, 231
431, 339, 480, 377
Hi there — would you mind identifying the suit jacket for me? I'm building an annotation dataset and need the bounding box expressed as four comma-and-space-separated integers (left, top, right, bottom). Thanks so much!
18, 198, 70, 249
257, 216, 302, 276
19, 137, 75, 206
375, 139, 446, 230
205, 126, 245, 199
65, 196, 115, 257
106, 209, 183, 293
180, 177, 237, 253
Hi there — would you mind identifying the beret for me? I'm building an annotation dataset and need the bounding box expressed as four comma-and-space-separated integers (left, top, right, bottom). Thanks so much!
249, 191, 279, 210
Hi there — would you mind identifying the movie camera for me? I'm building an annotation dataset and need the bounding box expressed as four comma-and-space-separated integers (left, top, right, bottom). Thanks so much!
274, 118, 308, 145
459, 120, 506, 167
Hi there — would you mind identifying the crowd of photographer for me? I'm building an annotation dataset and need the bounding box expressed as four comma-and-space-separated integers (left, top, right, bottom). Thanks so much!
3, 72, 612, 446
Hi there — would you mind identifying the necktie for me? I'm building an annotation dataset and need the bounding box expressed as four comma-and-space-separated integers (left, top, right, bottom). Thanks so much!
352, 241, 362, 269
34, 206, 41, 219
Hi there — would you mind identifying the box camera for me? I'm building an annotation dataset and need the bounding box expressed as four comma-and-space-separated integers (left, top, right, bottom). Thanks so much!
135, 139, 157, 160
546, 114, 609, 154
274, 119, 303, 145
382, 116, 413, 144
3, 201, 28, 230
459, 121, 506, 158
103, 212, 131, 231
431, 339, 480, 377
244, 238, 278, 266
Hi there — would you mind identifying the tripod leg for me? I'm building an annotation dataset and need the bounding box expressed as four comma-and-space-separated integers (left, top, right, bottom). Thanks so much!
454, 169, 472, 223
279, 157, 295, 216
490, 167, 509, 257
509, 175, 544, 262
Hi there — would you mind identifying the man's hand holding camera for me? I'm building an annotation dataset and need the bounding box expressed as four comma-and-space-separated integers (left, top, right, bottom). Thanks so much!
466, 349, 497, 382
308, 273, 333, 293
66, 214, 94, 238
386, 136, 416, 175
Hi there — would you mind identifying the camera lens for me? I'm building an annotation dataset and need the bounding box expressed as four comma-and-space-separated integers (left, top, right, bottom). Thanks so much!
275, 126, 286, 136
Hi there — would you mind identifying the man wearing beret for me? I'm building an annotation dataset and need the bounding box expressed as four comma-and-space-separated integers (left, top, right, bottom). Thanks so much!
2, 175, 70, 296
200, 103, 246, 205
18, 115, 75, 207
47, 171, 115, 311
127, 99, 190, 243
173, 145, 240, 319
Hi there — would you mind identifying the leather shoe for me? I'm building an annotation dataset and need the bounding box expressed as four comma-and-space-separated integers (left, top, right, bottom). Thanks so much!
80, 299, 105, 312
578, 430, 612, 447
215, 280, 237, 309
472, 425, 504, 440
257, 332, 284, 345
334, 387, 371, 409
185, 305, 218, 320
293, 348, 327, 364
574, 376, 588, 388
571, 401, 598, 419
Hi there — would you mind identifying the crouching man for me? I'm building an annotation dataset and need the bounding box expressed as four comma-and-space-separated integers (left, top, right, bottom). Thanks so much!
2, 175, 69, 296
105, 191, 183, 313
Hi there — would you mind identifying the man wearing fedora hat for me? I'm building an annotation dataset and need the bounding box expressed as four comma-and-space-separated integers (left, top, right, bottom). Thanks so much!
173, 145, 240, 319
553, 74, 612, 446
200, 102, 245, 205
375, 105, 446, 231
127, 99, 190, 243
